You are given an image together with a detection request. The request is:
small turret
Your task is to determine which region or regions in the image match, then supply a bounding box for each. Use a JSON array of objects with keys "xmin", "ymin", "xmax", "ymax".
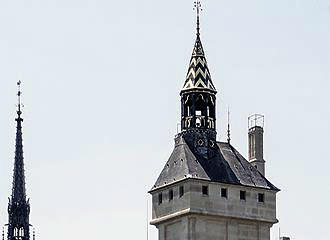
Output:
[{"xmin": 248, "ymin": 114, "xmax": 266, "ymax": 176}]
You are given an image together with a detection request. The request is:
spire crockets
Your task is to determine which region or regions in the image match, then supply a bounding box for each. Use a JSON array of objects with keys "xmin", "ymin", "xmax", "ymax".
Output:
[
  {"xmin": 181, "ymin": 1, "xmax": 217, "ymax": 133},
  {"xmin": 7, "ymin": 81, "xmax": 31, "ymax": 240}
]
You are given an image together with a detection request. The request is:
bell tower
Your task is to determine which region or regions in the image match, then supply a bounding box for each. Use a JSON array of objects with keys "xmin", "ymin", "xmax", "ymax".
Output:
[
  {"xmin": 6, "ymin": 81, "xmax": 34, "ymax": 240},
  {"xmin": 149, "ymin": 2, "xmax": 279, "ymax": 240}
]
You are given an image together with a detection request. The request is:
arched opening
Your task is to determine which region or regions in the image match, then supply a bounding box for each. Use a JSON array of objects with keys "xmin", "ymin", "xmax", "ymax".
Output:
[
  {"xmin": 182, "ymin": 96, "xmax": 194, "ymax": 129},
  {"xmin": 195, "ymin": 95, "xmax": 205, "ymax": 128},
  {"xmin": 184, "ymin": 96, "xmax": 192, "ymax": 117},
  {"xmin": 14, "ymin": 227, "xmax": 19, "ymax": 237},
  {"xmin": 19, "ymin": 227, "xmax": 24, "ymax": 237},
  {"xmin": 208, "ymin": 96, "xmax": 215, "ymax": 119}
]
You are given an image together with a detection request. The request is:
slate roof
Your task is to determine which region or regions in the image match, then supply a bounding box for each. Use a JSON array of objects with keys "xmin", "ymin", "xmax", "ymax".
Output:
[{"xmin": 151, "ymin": 136, "xmax": 279, "ymax": 192}]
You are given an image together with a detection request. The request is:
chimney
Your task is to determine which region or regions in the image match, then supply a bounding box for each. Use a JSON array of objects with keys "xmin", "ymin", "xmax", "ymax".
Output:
[{"xmin": 248, "ymin": 114, "xmax": 265, "ymax": 176}]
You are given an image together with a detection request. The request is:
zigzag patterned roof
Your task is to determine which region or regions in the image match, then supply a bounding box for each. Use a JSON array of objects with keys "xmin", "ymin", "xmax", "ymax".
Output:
[{"xmin": 181, "ymin": 35, "xmax": 216, "ymax": 93}]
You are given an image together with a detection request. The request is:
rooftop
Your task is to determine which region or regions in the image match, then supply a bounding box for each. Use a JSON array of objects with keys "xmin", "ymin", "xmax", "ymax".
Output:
[{"xmin": 151, "ymin": 134, "xmax": 279, "ymax": 192}]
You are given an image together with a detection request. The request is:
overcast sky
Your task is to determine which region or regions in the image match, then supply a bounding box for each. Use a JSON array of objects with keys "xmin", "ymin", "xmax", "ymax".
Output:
[{"xmin": 0, "ymin": 0, "xmax": 329, "ymax": 239}]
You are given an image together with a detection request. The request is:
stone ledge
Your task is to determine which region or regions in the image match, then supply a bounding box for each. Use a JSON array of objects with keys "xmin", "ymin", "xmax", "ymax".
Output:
[{"xmin": 151, "ymin": 208, "xmax": 278, "ymax": 225}]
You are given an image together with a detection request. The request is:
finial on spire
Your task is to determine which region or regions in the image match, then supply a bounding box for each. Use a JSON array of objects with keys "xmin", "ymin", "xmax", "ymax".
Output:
[
  {"xmin": 33, "ymin": 228, "xmax": 36, "ymax": 240},
  {"xmin": 194, "ymin": 0, "xmax": 202, "ymax": 35},
  {"xmin": 227, "ymin": 107, "xmax": 231, "ymax": 144},
  {"xmin": 17, "ymin": 80, "xmax": 22, "ymax": 119}
]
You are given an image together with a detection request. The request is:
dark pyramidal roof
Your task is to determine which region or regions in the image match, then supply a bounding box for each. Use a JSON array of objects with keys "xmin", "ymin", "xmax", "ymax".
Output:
[{"xmin": 151, "ymin": 135, "xmax": 279, "ymax": 192}]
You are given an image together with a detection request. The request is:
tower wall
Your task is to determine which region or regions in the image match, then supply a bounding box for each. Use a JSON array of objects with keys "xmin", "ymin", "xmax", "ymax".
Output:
[
  {"xmin": 151, "ymin": 179, "xmax": 277, "ymax": 240},
  {"xmin": 155, "ymin": 216, "xmax": 272, "ymax": 240}
]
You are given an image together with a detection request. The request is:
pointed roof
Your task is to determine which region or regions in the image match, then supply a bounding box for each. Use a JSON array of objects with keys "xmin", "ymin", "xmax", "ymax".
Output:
[
  {"xmin": 11, "ymin": 81, "xmax": 27, "ymax": 204},
  {"xmin": 181, "ymin": 7, "xmax": 216, "ymax": 94},
  {"xmin": 11, "ymin": 115, "xmax": 27, "ymax": 203},
  {"xmin": 151, "ymin": 135, "xmax": 278, "ymax": 192},
  {"xmin": 181, "ymin": 35, "xmax": 216, "ymax": 94}
]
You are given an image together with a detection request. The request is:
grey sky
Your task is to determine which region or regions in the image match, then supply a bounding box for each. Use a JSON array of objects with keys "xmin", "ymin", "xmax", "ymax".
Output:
[{"xmin": 0, "ymin": 0, "xmax": 329, "ymax": 239}]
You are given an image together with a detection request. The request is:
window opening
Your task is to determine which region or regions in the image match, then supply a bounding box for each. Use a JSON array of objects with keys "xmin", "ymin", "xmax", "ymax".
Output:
[
  {"xmin": 221, "ymin": 188, "xmax": 227, "ymax": 198},
  {"xmin": 258, "ymin": 193, "xmax": 265, "ymax": 203},
  {"xmin": 169, "ymin": 189, "xmax": 174, "ymax": 201},
  {"xmin": 158, "ymin": 193, "xmax": 163, "ymax": 205},
  {"xmin": 202, "ymin": 186, "xmax": 209, "ymax": 195},
  {"xmin": 179, "ymin": 186, "xmax": 184, "ymax": 198},
  {"xmin": 240, "ymin": 190, "xmax": 246, "ymax": 200}
]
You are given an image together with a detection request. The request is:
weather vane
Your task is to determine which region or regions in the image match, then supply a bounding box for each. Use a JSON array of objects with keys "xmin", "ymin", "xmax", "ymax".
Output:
[{"xmin": 193, "ymin": 0, "xmax": 202, "ymax": 35}]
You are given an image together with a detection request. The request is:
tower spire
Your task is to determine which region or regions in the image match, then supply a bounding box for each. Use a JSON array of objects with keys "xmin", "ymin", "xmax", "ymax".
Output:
[
  {"xmin": 181, "ymin": 0, "xmax": 216, "ymax": 93},
  {"xmin": 12, "ymin": 80, "xmax": 26, "ymax": 203},
  {"xmin": 7, "ymin": 81, "xmax": 31, "ymax": 240}
]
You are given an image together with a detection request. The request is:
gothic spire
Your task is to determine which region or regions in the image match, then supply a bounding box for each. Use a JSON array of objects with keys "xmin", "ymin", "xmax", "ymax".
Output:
[
  {"xmin": 181, "ymin": 0, "xmax": 216, "ymax": 94},
  {"xmin": 11, "ymin": 80, "xmax": 26, "ymax": 203},
  {"xmin": 7, "ymin": 81, "xmax": 31, "ymax": 240}
]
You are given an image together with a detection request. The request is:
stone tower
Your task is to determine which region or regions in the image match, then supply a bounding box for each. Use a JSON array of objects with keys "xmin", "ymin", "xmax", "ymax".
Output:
[
  {"xmin": 149, "ymin": 2, "xmax": 279, "ymax": 240},
  {"xmin": 6, "ymin": 82, "xmax": 34, "ymax": 240}
]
